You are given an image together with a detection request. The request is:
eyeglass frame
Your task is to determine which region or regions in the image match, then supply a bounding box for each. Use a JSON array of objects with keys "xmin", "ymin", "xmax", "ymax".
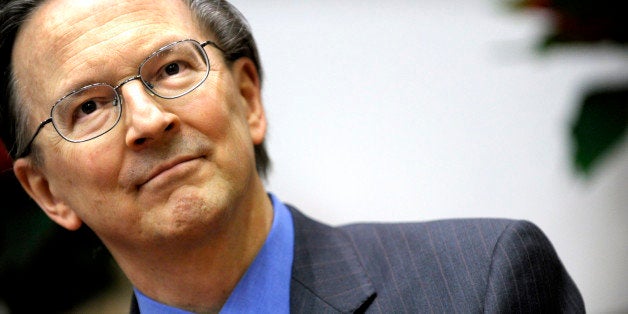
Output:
[{"xmin": 16, "ymin": 38, "xmax": 224, "ymax": 159}]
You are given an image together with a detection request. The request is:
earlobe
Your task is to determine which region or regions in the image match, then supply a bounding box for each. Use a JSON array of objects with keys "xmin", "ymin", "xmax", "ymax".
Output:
[
  {"xmin": 234, "ymin": 58, "xmax": 267, "ymax": 145},
  {"xmin": 13, "ymin": 158, "xmax": 82, "ymax": 231}
]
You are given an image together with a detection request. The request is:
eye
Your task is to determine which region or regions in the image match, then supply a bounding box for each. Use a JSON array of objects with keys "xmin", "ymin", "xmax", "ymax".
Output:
[
  {"xmin": 144, "ymin": 59, "xmax": 194, "ymax": 91},
  {"xmin": 164, "ymin": 62, "xmax": 180, "ymax": 76},
  {"xmin": 71, "ymin": 97, "xmax": 114, "ymax": 122},
  {"xmin": 80, "ymin": 100, "xmax": 98, "ymax": 115},
  {"xmin": 155, "ymin": 61, "xmax": 188, "ymax": 81}
]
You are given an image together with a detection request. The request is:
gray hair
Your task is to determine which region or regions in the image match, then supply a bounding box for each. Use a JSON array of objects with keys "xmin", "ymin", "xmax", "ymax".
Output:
[{"xmin": 0, "ymin": 0, "xmax": 271, "ymax": 177}]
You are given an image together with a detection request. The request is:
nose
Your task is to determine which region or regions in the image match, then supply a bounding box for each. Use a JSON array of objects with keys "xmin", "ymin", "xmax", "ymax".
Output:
[{"xmin": 119, "ymin": 80, "xmax": 180, "ymax": 150}]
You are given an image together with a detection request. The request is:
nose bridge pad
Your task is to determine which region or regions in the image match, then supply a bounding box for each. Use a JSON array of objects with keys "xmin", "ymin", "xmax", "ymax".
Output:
[
  {"xmin": 144, "ymin": 80, "xmax": 156, "ymax": 94},
  {"xmin": 117, "ymin": 75, "xmax": 158, "ymax": 110}
]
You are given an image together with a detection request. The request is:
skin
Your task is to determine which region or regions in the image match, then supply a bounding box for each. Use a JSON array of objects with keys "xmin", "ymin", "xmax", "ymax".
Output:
[{"xmin": 11, "ymin": 0, "xmax": 272, "ymax": 311}]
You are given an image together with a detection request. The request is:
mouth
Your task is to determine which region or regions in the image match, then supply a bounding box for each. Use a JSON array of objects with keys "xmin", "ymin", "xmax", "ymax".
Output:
[{"xmin": 137, "ymin": 155, "xmax": 203, "ymax": 190}]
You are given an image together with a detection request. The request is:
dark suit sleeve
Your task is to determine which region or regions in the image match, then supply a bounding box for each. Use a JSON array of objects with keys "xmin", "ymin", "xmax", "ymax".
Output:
[
  {"xmin": 129, "ymin": 293, "xmax": 139, "ymax": 314},
  {"xmin": 483, "ymin": 220, "xmax": 585, "ymax": 313}
]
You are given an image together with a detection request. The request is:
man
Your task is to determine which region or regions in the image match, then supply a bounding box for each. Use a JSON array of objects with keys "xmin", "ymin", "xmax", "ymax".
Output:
[{"xmin": 0, "ymin": 0, "xmax": 585, "ymax": 312}]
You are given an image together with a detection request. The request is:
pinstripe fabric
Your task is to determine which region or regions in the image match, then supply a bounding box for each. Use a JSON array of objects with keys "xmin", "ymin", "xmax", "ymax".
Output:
[{"xmin": 288, "ymin": 206, "xmax": 585, "ymax": 313}]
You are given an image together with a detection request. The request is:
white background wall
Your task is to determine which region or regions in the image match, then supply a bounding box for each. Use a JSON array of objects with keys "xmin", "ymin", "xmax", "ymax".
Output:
[{"xmin": 230, "ymin": 1, "xmax": 628, "ymax": 312}]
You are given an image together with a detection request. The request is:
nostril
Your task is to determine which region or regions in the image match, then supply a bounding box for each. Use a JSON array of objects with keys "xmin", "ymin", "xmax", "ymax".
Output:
[
  {"xmin": 165, "ymin": 123, "xmax": 174, "ymax": 131},
  {"xmin": 134, "ymin": 138, "xmax": 146, "ymax": 146}
]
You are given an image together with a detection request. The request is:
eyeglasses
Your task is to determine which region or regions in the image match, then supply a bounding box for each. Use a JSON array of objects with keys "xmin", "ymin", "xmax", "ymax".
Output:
[{"xmin": 16, "ymin": 39, "xmax": 223, "ymax": 159}]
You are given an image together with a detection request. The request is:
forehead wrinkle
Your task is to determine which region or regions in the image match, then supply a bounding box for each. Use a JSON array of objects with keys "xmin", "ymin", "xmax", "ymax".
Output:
[
  {"xmin": 54, "ymin": 28, "xmax": 170, "ymax": 95},
  {"xmin": 45, "ymin": 9, "xmax": 189, "ymax": 96}
]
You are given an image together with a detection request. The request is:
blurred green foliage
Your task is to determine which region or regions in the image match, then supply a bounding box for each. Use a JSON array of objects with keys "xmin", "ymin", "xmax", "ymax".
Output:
[{"xmin": 511, "ymin": 0, "xmax": 628, "ymax": 175}]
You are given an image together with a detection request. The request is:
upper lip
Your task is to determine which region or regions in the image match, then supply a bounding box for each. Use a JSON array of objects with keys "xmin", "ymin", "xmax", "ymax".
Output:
[{"xmin": 138, "ymin": 155, "xmax": 199, "ymax": 188}]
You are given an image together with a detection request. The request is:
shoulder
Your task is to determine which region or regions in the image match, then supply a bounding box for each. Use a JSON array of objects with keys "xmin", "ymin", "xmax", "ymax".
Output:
[
  {"xmin": 339, "ymin": 218, "xmax": 519, "ymax": 278},
  {"xmin": 340, "ymin": 219, "xmax": 584, "ymax": 313},
  {"xmin": 341, "ymin": 217, "xmax": 520, "ymax": 249},
  {"xmin": 287, "ymin": 206, "xmax": 584, "ymax": 312},
  {"xmin": 337, "ymin": 219, "xmax": 562, "ymax": 278},
  {"xmin": 340, "ymin": 218, "xmax": 532, "ymax": 268}
]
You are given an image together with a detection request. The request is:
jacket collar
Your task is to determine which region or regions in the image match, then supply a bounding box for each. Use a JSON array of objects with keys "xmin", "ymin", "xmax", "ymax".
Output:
[{"xmin": 288, "ymin": 205, "xmax": 376, "ymax": 312}]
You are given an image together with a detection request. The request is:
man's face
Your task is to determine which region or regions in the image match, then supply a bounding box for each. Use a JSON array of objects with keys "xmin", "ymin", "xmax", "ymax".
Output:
[{"xmin": 12, "ymin": 0, "xmax": 266, "ymax": 252}]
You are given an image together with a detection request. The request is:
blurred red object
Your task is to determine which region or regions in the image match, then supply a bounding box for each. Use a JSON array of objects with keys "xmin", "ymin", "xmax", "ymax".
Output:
[
  {"xmin": 1, "ymin": 139, "xmax": 13, "ymax": 172},
  {"xmin": 515, "ymin": 0, "xmax": 627, "ymax": 45}
]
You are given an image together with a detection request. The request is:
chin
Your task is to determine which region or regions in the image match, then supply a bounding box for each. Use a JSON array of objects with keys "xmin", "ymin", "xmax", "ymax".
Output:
[{"xmin": 159, "ymin": 188, "xmax": 233, "ymax": 236}]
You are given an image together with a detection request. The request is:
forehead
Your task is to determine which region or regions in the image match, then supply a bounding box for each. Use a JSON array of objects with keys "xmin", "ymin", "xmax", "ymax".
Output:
[{"xmin": 12, "ymin": 0, "xmax": 206, "ymax": 107}]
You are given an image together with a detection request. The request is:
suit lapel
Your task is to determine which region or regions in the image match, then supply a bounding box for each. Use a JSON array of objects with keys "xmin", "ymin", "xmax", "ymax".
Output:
[{"xmin": 288, "ymin": 206, "xmax": 376, "ymax": 312}]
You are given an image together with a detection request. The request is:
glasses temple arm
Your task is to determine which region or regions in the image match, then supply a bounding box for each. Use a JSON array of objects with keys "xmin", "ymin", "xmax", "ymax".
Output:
[
  {"xmin": 200, "ymin": 40, "xmax": 225, "ymax": 54},
  {"xmin": 15, "ymin": 117, "xmax": 52, "ymax": 158}
]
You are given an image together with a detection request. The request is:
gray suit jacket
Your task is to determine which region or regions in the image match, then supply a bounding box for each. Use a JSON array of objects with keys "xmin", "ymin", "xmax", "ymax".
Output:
[
  {"xmin": 130, "ymin": 206, "xmax": 585, "ymax": 313},
  {"xmin": 288, "ymin": 205, "xmax": 585, "ymax": 313}
]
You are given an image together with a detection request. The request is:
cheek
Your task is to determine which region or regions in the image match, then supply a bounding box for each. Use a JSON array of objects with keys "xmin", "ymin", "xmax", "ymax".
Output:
[
  {"xmin": 180, "ymin": 86, "xmax": 241, "ymax": 141},
  {"xmin": 49, "ymin": 143, "xmax": 123, "ymax": 190},
  {"xmin": 179, "ymin": 83, "xmax": 256, "ymax": 171}
]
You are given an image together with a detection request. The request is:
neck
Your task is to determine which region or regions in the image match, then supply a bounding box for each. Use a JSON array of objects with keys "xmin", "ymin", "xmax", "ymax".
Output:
[{"xmin": 109, "ymin": 178, "xmax": 274, "ymax": 312}]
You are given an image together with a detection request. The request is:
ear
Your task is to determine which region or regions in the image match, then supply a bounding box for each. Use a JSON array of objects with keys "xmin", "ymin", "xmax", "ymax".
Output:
[
  {"xmin": 13, "ymin": 158, "xmax": 82, "ymax": 231},
  {"xmin": 233, "ymin": 58, "xmax": 267, "ymax": 145}
]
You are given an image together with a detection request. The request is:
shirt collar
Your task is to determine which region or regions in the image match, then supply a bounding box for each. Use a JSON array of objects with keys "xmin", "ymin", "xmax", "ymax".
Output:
[{"xmin": 133, "ymin": 193, "xmax": 294, "ymax": 313}]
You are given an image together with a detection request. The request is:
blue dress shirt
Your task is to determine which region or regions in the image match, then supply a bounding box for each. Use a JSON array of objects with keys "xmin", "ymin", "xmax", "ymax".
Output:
[{"xmin": 134, "ymin": 193, "xmax": 294, "ymax": 313}]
